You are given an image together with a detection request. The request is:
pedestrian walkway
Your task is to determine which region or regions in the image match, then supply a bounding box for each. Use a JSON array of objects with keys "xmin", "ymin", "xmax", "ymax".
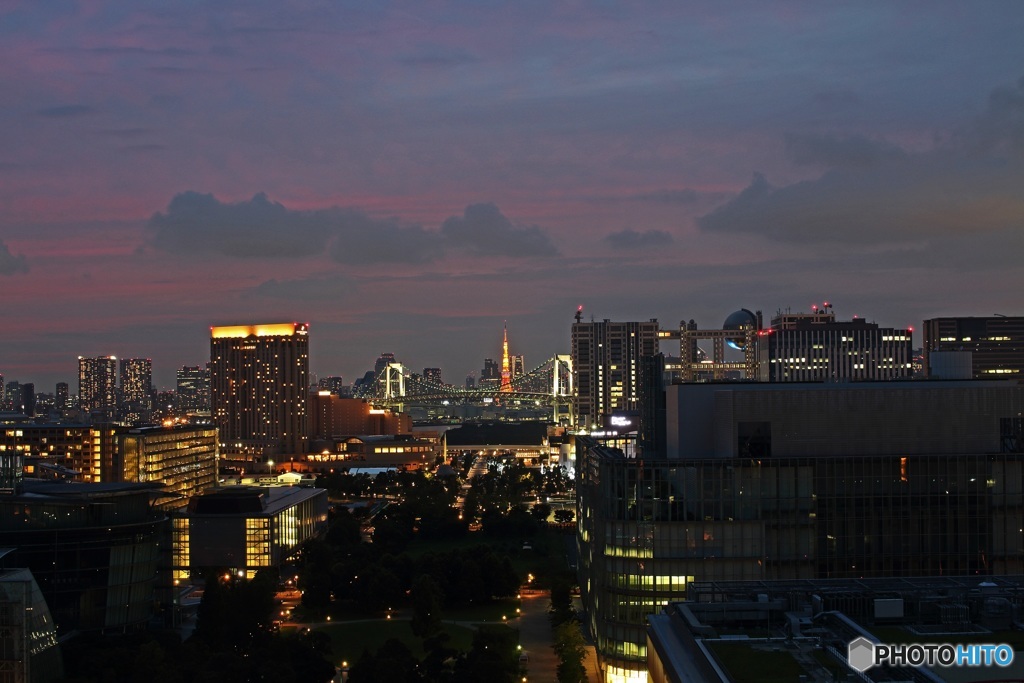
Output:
[{"xmin": 517, "ymin": 589, "xmax": 559, "ymax": 682}]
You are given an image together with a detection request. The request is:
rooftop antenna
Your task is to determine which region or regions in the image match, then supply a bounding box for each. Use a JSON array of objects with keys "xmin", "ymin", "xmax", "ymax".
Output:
[{"xmin": 575, "ymin": 305, "xmax": 583, "ymax": 324}]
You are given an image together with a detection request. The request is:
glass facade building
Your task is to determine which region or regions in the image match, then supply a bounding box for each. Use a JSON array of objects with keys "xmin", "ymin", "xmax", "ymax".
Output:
[
  {"xmin": 0, "ymin": 482, "xmax": 167, "ymax": 634},
  {"xmin": 577, "ymin": 380, "xmax": 1024, "ymax": 683},
  {"xmin": 174, "ymin": 486, "xmax": 328, "ymax": 580}
]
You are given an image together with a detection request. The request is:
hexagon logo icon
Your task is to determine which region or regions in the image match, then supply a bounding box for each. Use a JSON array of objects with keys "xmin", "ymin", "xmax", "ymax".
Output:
[{"xmin": 847, "ymin": 637, "xmax": 875, "ymax": 673}]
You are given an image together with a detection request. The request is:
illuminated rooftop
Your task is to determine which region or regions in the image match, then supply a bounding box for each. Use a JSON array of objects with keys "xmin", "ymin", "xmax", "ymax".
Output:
[{"xmin": 210, "ymin": 323, "xmax": 308, "ymax": 339}]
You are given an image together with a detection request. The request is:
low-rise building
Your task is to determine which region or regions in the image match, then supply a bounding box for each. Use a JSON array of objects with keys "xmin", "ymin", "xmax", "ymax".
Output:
[{"xmin": 173, "ymin": 486, "xmax": 328, "ymax": 581}]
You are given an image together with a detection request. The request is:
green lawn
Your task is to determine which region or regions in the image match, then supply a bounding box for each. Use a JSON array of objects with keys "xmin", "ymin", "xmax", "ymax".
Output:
[
  {"xmin": 445, "ymin": 597, "xmax": 522, "ymax": 623},
  {"xmin": 308, "ymin": 618, "xmax": 478, "ymax": 664},
  {"xmin": 707, "ymin": 642, "xmax": 806, "ymax": 683}
]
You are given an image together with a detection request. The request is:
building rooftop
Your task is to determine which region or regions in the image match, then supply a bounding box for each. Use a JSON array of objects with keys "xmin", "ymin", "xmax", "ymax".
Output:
[{"xmin": 187, "ymin": 485, "xmax": 324, "ymax": 516}]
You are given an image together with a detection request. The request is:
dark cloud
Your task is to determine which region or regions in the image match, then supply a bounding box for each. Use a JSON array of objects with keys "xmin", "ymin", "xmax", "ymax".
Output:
[
  {"xmin": 246, "ymin": 275, "xmax": 357, "ymax": 301},
  {"xmin": 0, "ymin": 239, "xmax": 28, "ymax": 275},
  {"xmin": 440, "ymin": 203, "xmax": 558, "ymax": 257},
  {"xmin": 147, "ymin": 193, "xmax": 552, "ymax": 263},
  {"xmin": 970, "ymin": 75, "xmax": 1024, "ymax": 157},
  {"xmin": 629, "ymin": 189, "xmax": 702, "ymax": 205},
  {"xmin": 328, "ymin": 211, "xmax": 443, "ymax": 265},
  {"xmin": 699, "ymin": 77, "xmax": 1024, "ymax": 244},
  {"xmin": 784, "ymin": 133, "xmax": 907, "ymax": 169},
  {"xmin": 148, "ymin": 191, "xmax": 336, "ymax": 258},
  {"xmin": 604, "ymin": 229, "xmax": 673, "ymax": 249},
  {"xmin": 36, "ymin": 105, "xmax": 93, "ymax": 118}
]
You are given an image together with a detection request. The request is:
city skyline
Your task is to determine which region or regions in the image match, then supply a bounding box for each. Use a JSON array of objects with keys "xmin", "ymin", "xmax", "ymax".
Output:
[{"xmin": 2, "ymin": 2, "xmax": 1024, "ymax": 388}]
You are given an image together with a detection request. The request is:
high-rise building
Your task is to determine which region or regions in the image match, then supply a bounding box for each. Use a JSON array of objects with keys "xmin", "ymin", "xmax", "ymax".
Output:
[
  {"xmin": 120, "ymin": 358, "xmax": 152, "ymax": 407},
  {"xmin": 4, "ymin": 381, "xmax": 19, "ymax": 412},
  {"xmin": 480, "ymin": 358, "xmax": 500, "ymax": 388},
  {"xmin": 210, "ymin": 323, "xmax": 309, "ymax": 460},
  {"xmin": 19, "ymin": 383, "xmax": 35, "ymax": 417},
  {"xmin": 510, "ymin": 355, "xmax": 525, "ymax": 380},
  {"xmin": 758, "ymin": 307, "xmax": 913, "ymax": 382},
  {"xmin": 923, "ymin": 316, "xmax": 1024, "ymax": 379},
  {"xmin": 317, "ymin": 375, "xmax": 346, "ymax": 395},
  {"xmin": 571, "ymin": 316, "xmax": 660, "ymax": 429},
  {"xmin": 55, "ymin": 382, "xmax": 68, "ymax": 411},
  {"xmin": 422, "ymin": 368, "xmax": 442, "ymax": 385},
  {"xmin": 78, "ymin": 356, "xmax": 118, "ymax": 416},
  {"xmin": 176, "ymin": 365, "xmax": 211, "ymax": 413}
]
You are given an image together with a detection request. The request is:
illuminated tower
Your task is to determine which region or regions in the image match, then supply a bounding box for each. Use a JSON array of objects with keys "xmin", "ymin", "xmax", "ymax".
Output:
[
  {"xmin": 500, "ymin": 322, "xmax": 512, "ymax": 392},
  {"xmin": 78, "ymin": 356, "xmax": 118, "ymax": 416},
  {"xmin": 210, "ymin": 323, "xmax": 309, "ymax": 461}
]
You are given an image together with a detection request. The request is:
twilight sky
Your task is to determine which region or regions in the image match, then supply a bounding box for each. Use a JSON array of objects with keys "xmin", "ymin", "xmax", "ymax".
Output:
[{"xmin": 2, "ymin": 1, "xmax": 1024, "ymax": 390}]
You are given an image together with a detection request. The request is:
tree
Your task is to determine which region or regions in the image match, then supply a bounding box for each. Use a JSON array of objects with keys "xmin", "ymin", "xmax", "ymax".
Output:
[
  {"xmin": 553, "ymin": 509, "xmax": 575, "ymax": 524},
  {"xmin": 530, "ymin": 501, "xmax": 552, "ymax": 522},
  {"xmin": 410, "ymin": 574, "xmax": 445, "ymax": 639},
  {"xmin": 552, "ymin": 620, "xmax": 587, "ymax": 683}
]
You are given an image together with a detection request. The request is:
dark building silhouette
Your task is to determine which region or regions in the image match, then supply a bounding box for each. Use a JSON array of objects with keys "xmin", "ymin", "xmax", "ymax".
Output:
[{"xmin": 924, "ymin": 315, "xmax": 1024, "ymax": 379}]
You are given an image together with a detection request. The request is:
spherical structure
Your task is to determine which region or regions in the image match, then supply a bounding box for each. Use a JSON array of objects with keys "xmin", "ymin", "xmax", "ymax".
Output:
[{"xmin": 723, "ymin": 308, "xmax": 757, "ymax": 351}]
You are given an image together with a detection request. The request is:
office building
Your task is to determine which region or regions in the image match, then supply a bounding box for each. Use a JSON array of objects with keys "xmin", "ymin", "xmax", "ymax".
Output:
[
  {"xmin": 176, "ymin": 364, "xmax": 210, "ymax": 413},
  {"xmin": 5, "ymin": 423, "xmax": 217, "ymax": 498},
  {"xmin": 0, "ymin": 479, "xmax": 167, "ymax": 634},
  {"xmin": 210, "ymin": 323, "xmax": 309, "ymax": 461},
  {"xmin": 78, "ymin": 356, "xmax": 118, "ymax": 416},
  {"xmin": 118, "ymin": 424, "xmax": 218, "ymax": 510},
  {"xmin": 577, "ymin": 380, "xmax": 1024, "ymax": 682},
  {"xmin": 317, "ymin": 375, "xmax": 345, "ymax": 395},
  {"xmin": 758, "ymin": 307, "xmax": 913, "ymax": 382},
  {"xmin": 18, "ymin": 383, "xmax": 34, "ymax": 417},
  {"xmin": 55, "ymin": 382, "xmax": 68, "ymax": 411},
  {"xmin": 571, "ymin": 315, "xmax": 660, "ymax": 429},
  {"xmin": 923, "ymin": 315, "xmax": 1024, "ymax": 379},
  {"xmin": 480, "ymin": 358, "xmax": 500, "ymax": 388},
  {"xmin": 173, "ymin": 486, "xmax": 328, "ymax": 581},
  {"xmin": 510, "ymin": 355, "xmax": 525, "ymax": 380},
  {"xmin": 422, "ymin": 368, "xmax": 442, "ymax": 384}
]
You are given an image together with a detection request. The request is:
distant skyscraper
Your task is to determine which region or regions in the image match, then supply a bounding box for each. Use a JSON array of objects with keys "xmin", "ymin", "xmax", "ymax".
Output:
[
  {"xmin": 120, "ymin": 358, "xmax": 153, "ymax": 408},
  {"xmin": 19, "ymin": 383, "xmax": 35, "ymax": 417},
  {"xmin": 510, "ymin": 355, "xmax": 525, "ymax": 380},
  {"xmin": 465, "ymin": 374, "xmax": 476, "ymax": 390},
  {"xmin": 55, "ymin": 382, "xmax": 68, "ymax": 411},
  {"xmin": 571, "ymin": 316, "xmax": 660, "ymax": 428},
  {"xmin": 422, "ymin": 368, "xmax": 442, "ymax": 385},
  {"xmin": 3, "ymin": 381, "xmax": 18, "ymax": 412},
  {"xmin": 318, "ymin": 376, "xmax": 345, "ymax": 395},
  {"xmin": 374, "ymin": 353, "xmax": 396, "ymax": 378},
  {"xmin": 210, "ymin": 323, "xmax": 309, "ymax": 460},
  {"xmin": 176, "ymin": 365, "xmax": 211, "ymax": 412},
  {"xmin": 923, "ymin": 316, "xmax": 1024, "ymax": 379},
  {"xmin": 78, "ymin": 356, "xmax": 118, "ymax": 415},
  {"xmin": 480, "ymin": 358, "xmax": 500, "ymax": 388}
]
